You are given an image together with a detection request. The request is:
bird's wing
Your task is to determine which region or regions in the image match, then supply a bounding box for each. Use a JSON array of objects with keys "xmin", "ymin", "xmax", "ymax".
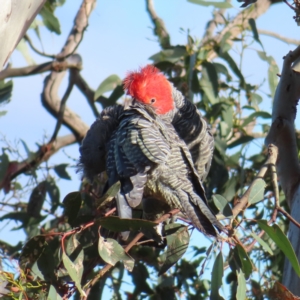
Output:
[{"xmin": 114, "ymin": 108, "xmax": 171, "ymax": 208}]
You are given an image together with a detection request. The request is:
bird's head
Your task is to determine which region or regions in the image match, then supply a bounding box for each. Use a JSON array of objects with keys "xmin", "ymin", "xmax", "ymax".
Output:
[{"xmin": 123, "ymin": 65, "xmax": 174, "ymax": 114}]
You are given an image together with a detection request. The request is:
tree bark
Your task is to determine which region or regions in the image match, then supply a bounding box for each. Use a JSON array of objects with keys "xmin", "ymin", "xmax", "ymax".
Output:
[
  {"xmin": 265, "ymin": 46, "xmax": 300, "ymax": 295},
  {"xmin": 0, "ymin": 0, "xmax": 46, "ymax": 69}
]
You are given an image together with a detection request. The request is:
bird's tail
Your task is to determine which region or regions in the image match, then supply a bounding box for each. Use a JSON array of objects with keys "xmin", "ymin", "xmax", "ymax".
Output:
[{"xmin": 178, "ymin": 190, "xmax": 224, "ymax": 236}]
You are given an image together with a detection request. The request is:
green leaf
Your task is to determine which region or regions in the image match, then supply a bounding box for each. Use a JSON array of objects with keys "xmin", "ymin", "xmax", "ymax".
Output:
[
  {"xmin": 250, "ymin": 93, "xmax": 263, "ymax": 108},
  {"xmin": 63, "ymin": 192, "xmax": 82, "ymax": 226},
  {"xmin": 221, "ymin": 103, "xmax": 233, "ymax": 137},
  {"xmin": 0, "ymin": 111, "xmax": 7, "ymax": 117},
  {"xmin": 249, "ymin": 232, "xmax": 273, "ymax": 255},
  {"xmin": 19, "ymin": 235, "xmax": 46, "ymax": 271},
  {"xmin": 27, "ymin": 181, "xmax": 47, "ymax": 218},
  {"xmin": 210, "ymin": 251, "xmax": 224, "ymax": 300},
  {"xmin": 62, "ymin": 252, "xmax": 86, "ymax": 297},
  {"xmin": 95, "ymin": 181, "xmax": 120, "ymax": 209},
  {"xmin": 94, "ymin": 75, "xmax": 122, "ymax": 100},
  {"xmin": 149, "ymin": 46, "xmax": 187, "ymax": 63},
  {"xmin": 236, "ymin": 269, "xmax": 246, "ymax": 299},
  {"xmin": 214, "ymin": 62, "xmax": 232, "ymax": 81},
  {"xmin": 31, "ymin": 242, "xmax": 56, "ymax": 281},
  {"xmin": 16, "ymin": 39, "xmax": 35, "ymax": 65},
  {"xmin": 0, "ymin": 211, "xmax": 30, "ymax": 224},
  {"xmin": 256, "ymin": 52, "xmax": 279, "ymax": 98},
  {"xmin": 243, "ymin": 111, "xmax": 271, "ymax": 127},
  {"xmin": 268, "ymin": 58, "xmax": 279, "ymax": 98},
  {"xmin": 20, "ymin": 139, "xmax": 32, "ymax": 157},
  {"xmin": 248, "ymin": 19, "xmax": 263, "ymax": 49},
  {"xmin": 257, "ymin": 220, "xmax": 300, "ymax": 276},
  {"xmin": 216, "ymin": 50, "xmax": 245, "ymax": 87},
  {"xmin": 48, "ymin": 285, "xmax": 63, "ymax": 300},
  {"xmin": 200, "ymin": 62, "xmax": 219, "ymax": 104},
  {"xmin": 107, "ymin": 85, "xmax": 124, "ymax": 106},
  {"xmin": 188, "ymin": 0, "xmax": 232, "ymax": 8},
  {"xmin": 0, "ymin": 150, "xmax": 9, "ymax": 183},
  {"xmin": 46, "ymin": 177, "xmax": 60, "ymax": 214},
  {"xmin": 54, "ymin": 164, "xmax": 71, "ymax": 180},
  {"xmin": 96, "ymin": 216, "xmax": 156, "ymax": 232},
  {"xmin": 213, "ymin": 194, "xmax": 232, "ymax": 219},
  {"xmin": 159, "ymin": 224, "xmax": 189, "ymax": 275},
  {"xmin": 227, "ymin": 136, "xmax": 254, "ymax": 149},
  {"xmin": 98, "ymin": 236, "xmax": 134, "ymax": 271},
  {"xmin": 0, "ymin": 80, "xmax": 13, "ymax": 105},
  {"xmin": 39, "ymin": 6, "xmax": 61, "ymax": 34},
  {"xmin": 236, "ymin": 244, "xmax": 253, "ymax": 279},
  {"xmin": 248, "ymin": 179, "xmax": 266, "ymax": 205}
]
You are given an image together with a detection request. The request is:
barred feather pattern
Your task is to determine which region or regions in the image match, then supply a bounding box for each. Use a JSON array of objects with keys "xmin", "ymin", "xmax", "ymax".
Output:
[
  {"xmin": 172, "ymin": 87, "xmax": 214, "ymax": 181},
  {"xmin": 107, "ymin": 103, "xmax": 223, "ymax": 236}
]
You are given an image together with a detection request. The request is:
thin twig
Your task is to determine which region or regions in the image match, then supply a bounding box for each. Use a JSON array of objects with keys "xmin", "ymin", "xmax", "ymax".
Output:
[
  {"xmin": 72, "ymin": 70, "xmax": 100, "ymax": 117},
  {"xmin": 231, "ymin": 147, "xmax": 272, "ymax": 218},
  {"xmin": 277, "ymin": 207, "xmax": 300, "ymax": 228},
  {"xmin": 24, "ymin": 34, "xmax": 56, "ymax": 59},
  {"xmin": 83, "ymin": 209, "xmax": 180, "ymax": 293}
]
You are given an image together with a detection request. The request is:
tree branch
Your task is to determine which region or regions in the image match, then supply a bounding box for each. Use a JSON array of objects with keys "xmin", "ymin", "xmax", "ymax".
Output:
[
  {"xmin": 232, "ymin": 144, "xmax": 277, "ymax": 218},
  {"xmin": 56, "ymin": 0, "xmax": 96, "ymax": 60},
  {"xmin": 204, "ymin": 0, "xmax": 275, "ymax": 61},
  {"xmin": 0, "ymin": 134, "xmax": 77, "ymax": 193},
  {"xmin": 258, "ymin": 29, "xmax": 300, "ymax": 45},
  {"xmin": 145, "ymin": 0, "xmax": 171, "ymax": 49},
  {"xmin": 41, "ymin": 0, "xmax": 96, "ymax": 140},
  {"xmin": 0, "ymin": 59, "xmax": 81, "ymax": 81},
  {"xmin": 83, "ymin": 209, "xmax": 180, "ymax": 293},
  {"xmin": 72, "ymin": 70, "xmax": 100, "ymax": 118},
  {"xmin": 265, "ymin": 46, "xmax": 300, "ymax": 206}
]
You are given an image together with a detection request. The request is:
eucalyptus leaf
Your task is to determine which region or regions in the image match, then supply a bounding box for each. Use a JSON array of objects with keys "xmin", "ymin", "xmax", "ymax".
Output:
[
  {"xmin": 94, "ymin": 75, "xmax": 122, "ymax": 100},
  {"xmin": 98, "ymin": 236, "xmax": 134, "ymax": 271},
  {"xmin": 54, "ymin": 164, "xmax": 71, "ymax": 180},
  {"xmin": 62, "ymin": 252, "xmax": 86, "ymax": 297},
  {"xmin": 0, "ymin": 80, "xmax": 13, "ymax": 105},
  {"xmin": 210, "ymin": 251, "xmax": 224, "ymax": 300},
  {"xmin": 188, "ymin": 0, "xmax": 232, "ymax": 8},
  {"xmin": 159, "ymin": 224, "xmax": 189, "ymax": 275},
  {"xmin": 257, "ymin": 220, "xmax": 300, "ymax": 276},
  {"xmin": 39, "ymin": 6, "xmax": 61, "ymax": 34},
  {"xmin": 96, "ymin": 216, "xmax": 156, "ymax": 232},
  {"xmin": 249, "ymin": 232, "xmax": 273, "ymax": 255},
  {"xmin": 236, "ymin": 269, "xmax": 246, "ymax": 300},
  {"xmin": 248, "ymin": 179, "xmax": 265, "ymax": 205}
]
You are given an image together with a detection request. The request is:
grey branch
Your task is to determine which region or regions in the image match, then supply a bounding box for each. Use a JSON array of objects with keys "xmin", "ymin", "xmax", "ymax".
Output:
[
  {"xmin": 205, "ymin": 0, "xmax": 275, "ymax": 61},
  {"xmin": 145, "ymin": 0, "xmax": 171, "ymax": 49},
  {"xmin": 41, "ymin": 0, "xmax": 96, "ymax": 140},
  {"xmin": 231, "ymin": 143, "xmax": 276, "ymax": 218},
  {"xmin": 7, "ymin": 134, "xmax": 77, "ymax": 182},
  {"xmin": 0, "ymin": 59, "xmax": 82, "ymax": 81},
  {"xmin": 265, "ymin": 46, "xmax": 300, "ymax": 206},
  {"xmin": 258, "ymin": 29, "xmax": 300, "ymax": 45},
  {"xmin": 72, "ymin": 70, "xmax": 100, "ymax": 118}
]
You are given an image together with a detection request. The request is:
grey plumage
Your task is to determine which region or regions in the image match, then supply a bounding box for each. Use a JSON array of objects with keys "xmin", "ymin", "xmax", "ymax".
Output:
[
  {"xmin": 106, "ymin": 103, "xmax": 223, "ymax": 236},
  {"xmin": 78, "ymin": 86, "xmax": 220, "ymax": 236},
  {"xmin": 172, "ymin": 87, "xmax": 214, "ymax": 181}
]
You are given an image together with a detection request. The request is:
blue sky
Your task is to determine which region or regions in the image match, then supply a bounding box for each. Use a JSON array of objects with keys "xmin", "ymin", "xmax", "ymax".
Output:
[{"xmin": 0, "ymin": 0, "xmax": 299, "ymax": 297}]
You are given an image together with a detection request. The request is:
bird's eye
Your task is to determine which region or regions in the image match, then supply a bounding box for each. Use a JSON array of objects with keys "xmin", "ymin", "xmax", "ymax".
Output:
[{"xmin": 150, "ymin": 98, "xmax": 156, "ymax": 103}]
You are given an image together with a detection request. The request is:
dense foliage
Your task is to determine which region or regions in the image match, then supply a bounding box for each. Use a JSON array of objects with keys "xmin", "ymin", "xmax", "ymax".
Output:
[{"xmin": 0, "ymin": 0, "xmax": 299, "ymax": 299}]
